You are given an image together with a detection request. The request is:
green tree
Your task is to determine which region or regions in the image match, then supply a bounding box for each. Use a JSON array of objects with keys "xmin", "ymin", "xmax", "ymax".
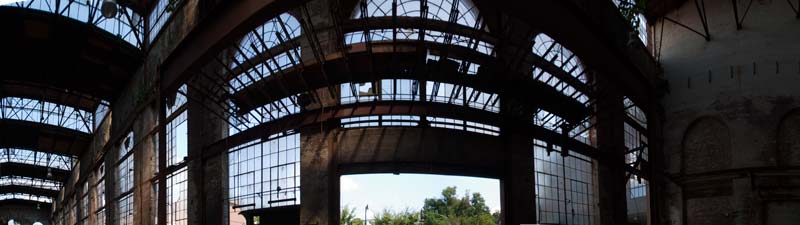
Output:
[
  {"xmin": 372, "ymin": 208, "xmax": 419, "ymax": 225},
  {"xmin": 341, "ymin": 206, "xmax": 365, "ymax": 225},
  {"xmin": 421, "ymin": 186, "xmax": 498, "ymax": 225}
]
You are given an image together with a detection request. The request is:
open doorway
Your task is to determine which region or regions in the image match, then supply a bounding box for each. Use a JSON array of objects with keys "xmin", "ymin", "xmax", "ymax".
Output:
[{"xmin": 340, "ymin": 173, "xmax": 501, "ymax": 225}]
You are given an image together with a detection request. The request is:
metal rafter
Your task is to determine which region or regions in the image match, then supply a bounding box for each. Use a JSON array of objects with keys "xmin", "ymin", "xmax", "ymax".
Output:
[
  {"xmin": 730, "ymin": 0, "xmax": 754, "ymax": 30},
  {"xmin": 662, "ymin": 0, "xmax": 710, "ymax": 41}
]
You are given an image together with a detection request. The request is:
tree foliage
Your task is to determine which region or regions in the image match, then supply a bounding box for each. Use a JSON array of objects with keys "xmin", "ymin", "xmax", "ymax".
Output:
[
  {"xmin": 341, "ymin": 205, "xmax": 365, "ymax": 225},
  {"xmin": 421, "ymin": 187, "xmax": 497, "ymax": 225},
  {"xmin": 341, "ymin": 186, "xmax": 499, "ymax": 225}
]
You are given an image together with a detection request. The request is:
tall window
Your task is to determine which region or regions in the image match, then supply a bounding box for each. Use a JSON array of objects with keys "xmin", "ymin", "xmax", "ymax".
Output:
[
  {"xmin": 534, "ymin": 139, "xmax": 595, "ymax": 225},
  {"xmin": 79, "ymin": 181, "xmax": 89, "ymax": 225},
  {"xmin": 228, "ymin": 133, "xmax": 301, "ymax": 211},
  {"xmin": 148, "ymin": 0, "xmax": 183, "ymax": 43},
  {"xmin": 623, "ymin": 97, "xmax": 648, "ymax": 224},
  {"xmin": 116, "ymin": 132, "xmax": 135, "ymax": 225},
  {"xmin": 94, "ymin": 163, "xmax": 106, "ymax": 225},
  {"xmin": 163, "ymin": 86, "xmax": 189, "ymax": 225},
  {"xmin": 166, "ymin": 168, "xmax": 188, "ymax": 225}
]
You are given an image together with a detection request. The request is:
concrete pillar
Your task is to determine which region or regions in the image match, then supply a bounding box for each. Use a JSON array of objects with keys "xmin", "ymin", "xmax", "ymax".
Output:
[
  {"xmin": 594, "ymin": 79, "xmax": 628, "ymax": 225},
  {"xmin": 157, "ymin": 95, "xmax": 168, "ymax": 225},
  {"xmin": 187, "ymin": 79, "xmax": 230, "ymax": 225},
  {"xmin": 299, "ymin": 128, "xmax": 338, "ymax": 225},
  {"xmin": 105, "ymin": 128, "xmax": 119, "ymax": 225},
  {"xmin": 647, "ymin": 101, "xmax": 665, "ymax": 225},
  {"xmin": 501, "ymin": 130, "xmax": 537, "ymax": 224},
  {"xmin": 134, "ymin": 104, "xmax": 158, "ymax": 225}
]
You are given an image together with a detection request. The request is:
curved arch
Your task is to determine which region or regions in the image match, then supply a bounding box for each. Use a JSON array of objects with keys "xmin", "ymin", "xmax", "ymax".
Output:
[
  {"xmin": 531, "ymin": 33, "xmax": 589, "ymax": 104},
  {"xmin": 352, "ymin": 0, "xmax": 481, "ymax": 28},
  {"xmin": 0, "ymin": 193, "xmax": 52, "ymax": 204},
  {"xmin": 226, "ymin": 13, "xmax": 302, "ymax": 92},
  {"xmin": 4, "ymin": 0, "xmax": 144, "ymax": 47},
  {"xmin": 681, "ymin": 117, "xmax": 732, "ymax": 174},
  {"xmin": 0, "ymin": 97, "xmax": 94, "ymax": 134},
  {"xmin": 533, "ymin": 33, "xmax": 584, "ymax": 71},
  {"xmin": 0, "ymin": 148, "xmax": 76, "ymax": 171},
  {"xmin": 777, "ymin": 108, "xmax": 800, "ymax": 166},
  {"xmin": 0, "ymin": 120, "xmax": 92, "ymax": 156},
  {"xmin": 347, "ymin": 0, "xmax": 494, "ymax": 55}
]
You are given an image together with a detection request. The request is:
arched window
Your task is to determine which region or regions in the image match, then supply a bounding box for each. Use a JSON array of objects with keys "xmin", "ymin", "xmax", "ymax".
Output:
[
  {"xmin": 9, "ymin": 0, "xmax": 144, "ymax": 47},
  {"xmin": 34, "ymin": 222, "xmax": 44, "ymax": 225},
  {"xmin": 347, "ymin": 0, "xmax": 494, "ymax": 55},
  {"xmin": 532, "ymin": 33, "xmax": 585, "ymax": 78},
  {"xmin": 531, "ymin": 33, "xmax": 589, "ymax": 104},
  {"xmin": 227, "ymin": 13, "xmax": 302, "ymax": 92},
  {"xmin": 352, "ymin": 0, "xmax": 480, "ymax": 28}
]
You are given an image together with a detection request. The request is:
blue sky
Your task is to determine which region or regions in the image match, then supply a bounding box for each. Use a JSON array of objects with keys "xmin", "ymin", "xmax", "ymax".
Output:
[{"xmin": 340, "ymin": 173, "xmax": 501, "ymax": 219}]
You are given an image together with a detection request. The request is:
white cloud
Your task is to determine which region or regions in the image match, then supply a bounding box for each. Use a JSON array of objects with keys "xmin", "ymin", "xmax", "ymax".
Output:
[
  {"xmin": 491, "ymin": 205, "xmax": 501, "ymax": 213},
  {"xmin": 340, "ymin": 176, "xmax": 360, "ymax": 192}
]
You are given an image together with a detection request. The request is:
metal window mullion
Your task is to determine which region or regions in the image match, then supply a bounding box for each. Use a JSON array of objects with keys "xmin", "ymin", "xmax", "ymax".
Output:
[
  {"xmin": 231, "ymin": 45, "xmax": 288, "ymax": 118},
  {"xmin": 251, "ymin": 33, "xmax": 302, "ymax": 108}
]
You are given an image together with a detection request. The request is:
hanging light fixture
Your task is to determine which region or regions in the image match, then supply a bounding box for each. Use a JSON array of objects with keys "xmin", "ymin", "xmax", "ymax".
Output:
[
  {"xmin": 101, "ymin": 0, "xmax": 118, "ymax": 19},
  {"xmin": 47, "ymin": 167, "xmax": 53, "ymax": 179}
]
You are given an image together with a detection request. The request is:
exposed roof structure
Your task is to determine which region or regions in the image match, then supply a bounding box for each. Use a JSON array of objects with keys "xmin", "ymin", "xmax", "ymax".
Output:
[
  {"xmin": 1, "ymin": 0, "xmax": 666, "ymax": 224},
  {"xmin": 0, "ymin": 0, "xmax": 141, "ymax": 206}
]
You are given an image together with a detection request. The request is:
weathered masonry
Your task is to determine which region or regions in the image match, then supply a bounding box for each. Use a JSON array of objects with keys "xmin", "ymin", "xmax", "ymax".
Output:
[{"xmin": 1, "ymin": 0, "xmax": 798, "ymax": 225}]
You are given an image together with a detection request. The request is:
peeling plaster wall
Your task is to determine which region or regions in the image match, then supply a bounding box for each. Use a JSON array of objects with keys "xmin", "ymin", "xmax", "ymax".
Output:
[{"xmin": 656, "ymin": 0, "xmax": 800, "ymax": 224}]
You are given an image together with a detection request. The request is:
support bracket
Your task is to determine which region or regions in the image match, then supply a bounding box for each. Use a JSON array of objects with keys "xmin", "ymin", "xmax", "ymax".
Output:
[
  {"xmin": 788, "ymin": 0, "xmax": 800, "ymax": 18},
  {"xmin": 661, "ymin": 0, "xmax": 711, "ymax": 41},
  {"xmin": 731, "ymin": 0, "xmax": 754, "ymax": 30}
]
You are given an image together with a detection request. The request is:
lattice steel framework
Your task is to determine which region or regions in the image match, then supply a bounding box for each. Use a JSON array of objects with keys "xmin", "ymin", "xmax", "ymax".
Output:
[
  {"xmin": 6, "ymin": 0, "xmax": 144, "ymax": 47},
  {"xmin": 1, "ymin": 97, "xmax": 95, "ymax": 133},
  {"xmin": 623, "ymin": 97, "xmax": 649, "ymax": 225},
  {"xmin": 142, "ymin": 1, "xmax": 664, "ymax": 224},
  {"xmin": 534, "ymin": 139, "xmax": 595, "ymax": 225},
  {"xmin": 0, "ymin": 148, "xmax": 76, "ymax": 171},
  {"xmin": 0, "ymin": 176, "xmax": 62, "ymax": 190},
  {"xmin": 228, "ymin": 132, "xmax": 301, "ymax": 211},
  {"xmin": 0, "ymin": 193, "xmax": 53, "ymax": 203}
]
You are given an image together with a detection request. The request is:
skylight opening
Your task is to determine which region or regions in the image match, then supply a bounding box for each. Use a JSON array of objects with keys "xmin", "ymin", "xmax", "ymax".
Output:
[
  {"xmin": 8, "ymin": 0, "xmax": 144, "ymax": 47},
  {"xmin": 347, "ymin": 0, "xmax": 494, "ymax": 55},
  {"xmin": 0, "ymin": 97, "xmax": 95, "ymax": 133},
  {"xmin": 0, "ymin": 148, "xmax": 76, "ymax": 170},
  {"xmin": 227, "ymin": 13, "xmax": 302, "ymax": 92}
]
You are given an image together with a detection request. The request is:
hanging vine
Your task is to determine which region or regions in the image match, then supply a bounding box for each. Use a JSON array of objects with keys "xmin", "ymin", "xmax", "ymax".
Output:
[{"xmin": 617, "ymin": 0, "xmax": 648, "ymax": 33}]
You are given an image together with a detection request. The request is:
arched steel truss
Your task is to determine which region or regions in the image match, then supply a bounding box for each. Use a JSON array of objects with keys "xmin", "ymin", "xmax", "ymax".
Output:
[{"xmin": 4, "ymin": 0, "xmax": 144, "ymax": 47}]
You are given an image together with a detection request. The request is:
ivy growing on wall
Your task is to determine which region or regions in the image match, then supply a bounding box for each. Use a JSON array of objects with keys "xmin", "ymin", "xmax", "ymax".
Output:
[{"xmin": 617, "ymin": 0, "xmax": 648, "ymax": 33}]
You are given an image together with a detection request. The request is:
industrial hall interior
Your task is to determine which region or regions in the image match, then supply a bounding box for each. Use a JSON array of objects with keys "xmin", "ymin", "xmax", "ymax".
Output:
[{"xmin": 0, "ymin": 0, "xmax": 798, "ymax": 224}]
